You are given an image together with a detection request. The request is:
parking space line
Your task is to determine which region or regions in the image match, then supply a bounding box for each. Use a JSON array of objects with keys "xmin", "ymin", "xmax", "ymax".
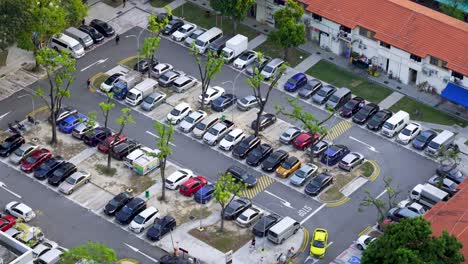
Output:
[{"xmin": 242, "ymin": 175, "xmax": 275, "ymax": 199}]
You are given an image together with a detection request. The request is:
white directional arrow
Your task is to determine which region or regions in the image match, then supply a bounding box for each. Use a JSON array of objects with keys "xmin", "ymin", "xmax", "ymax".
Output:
[
  {"xmin": 80, "ymin": 58, "xmax": 109, "ymax": 72},
  {"xmin": 0, "ymin": 182, "xmax": 22, "ymax": 199},
  {"xmin": 124, "ymin": 243, "xmax": 159, "ymax": 263},
  {"xmin": 349, "ymin": 136, "xmax": 379, "ymax": 153},
  {"xmin": 0, "ymin": 111, "xmax": 11, "ymax": 120},
  {"xmin": 264, "ymin": 190, "xmax": 294, "ymax": 209}
]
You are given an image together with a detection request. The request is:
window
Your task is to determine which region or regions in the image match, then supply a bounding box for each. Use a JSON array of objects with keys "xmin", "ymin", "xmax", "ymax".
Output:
[
  {"xmin": 429, "ymin": 56, "xmax": 448, "ymax": 69},
  {"xmin": 340, "ymin": 26, "xmax": 351, "ymax": 33},
  {"xmin": 274, "ymin": 0, "xmax": 286, "ymax": 5},
  {"xmin": 359, "ymin": 27, "xmax": 375, "ymax": 40},
  {"xmin": 312, "ymin": 13, "xmax": 322, "ymax": 21},
  {"xmin": 452, "ymin": 71, "xmax": 464, "ymax": 79},
  {"xmin": 380, "ymin": 41, "xmax": 391, "ymax": 49},
  {"xmin": 410, "ymin": 54, "xmax": 422, "ymax": 62}
]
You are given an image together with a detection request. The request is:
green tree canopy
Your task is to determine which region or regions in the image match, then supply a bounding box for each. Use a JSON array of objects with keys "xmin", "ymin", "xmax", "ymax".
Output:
[
  {"xmin": 59, "ymin": 242, "xmax": 117, "ymax": 264},
  {"xmin": 210, "ymin": 0, "xmax": 255, "ymax": 33},
  {"xmin": 213, "ymin": 172, "xmax": 245, "ymax": 232}
]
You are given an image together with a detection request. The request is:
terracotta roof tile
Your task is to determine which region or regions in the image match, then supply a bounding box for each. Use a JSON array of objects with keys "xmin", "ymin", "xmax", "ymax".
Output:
[{"xmin": 300, "ymin": 0, "xmax": 468, "ymax": 75}]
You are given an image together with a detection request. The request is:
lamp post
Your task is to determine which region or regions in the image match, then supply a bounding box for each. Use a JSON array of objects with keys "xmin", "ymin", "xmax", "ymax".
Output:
[
  {"xmin": 18, "ymin": 94, "xmax": 36, "ymax": 140},
  {"xmin": 197, "ymin": 184, "xmax": 205, "ymax": 232},
  {"xmin": 125, "ymin": 28, "xmax": 145, "ymax": 63}
]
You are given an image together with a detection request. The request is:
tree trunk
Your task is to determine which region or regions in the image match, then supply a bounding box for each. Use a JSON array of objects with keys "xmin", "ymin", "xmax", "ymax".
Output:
[
  {"xmin": 254, "ymin": 104, "xmax": 265, "ymax": 137},
  {"xmin": 104, "ymin": 111, "xmax": 109, "ymax": 129},
  {"xmin": 148, "ymin": 54, "xmax": 153, "ymax": 79},
  {"xmin": 284, "ymin": 48, "xmax": 290, "ymax": 62},
  {"xmin": 50, "ymin": 117, "xmax": 58, "ymax": 145},
  {"xmin": 233, "ymin": 19, "xmax": 238, "ymax": 34},
  {"xmin": 160, "ymin": 158, "xmax": 166, "ymax": 201},
  {"xmin": 220, "ymin": 207, "xmax": 225, "ymax": 232},
  {"xmin": 200, "ymin": 83, "xmax": 208, "ymax": 111}
]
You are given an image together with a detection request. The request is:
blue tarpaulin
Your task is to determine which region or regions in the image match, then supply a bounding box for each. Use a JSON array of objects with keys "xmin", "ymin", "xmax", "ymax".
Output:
[{"xmin": 441, "ymin": 83, "xmax": 468, "ymax": 108}]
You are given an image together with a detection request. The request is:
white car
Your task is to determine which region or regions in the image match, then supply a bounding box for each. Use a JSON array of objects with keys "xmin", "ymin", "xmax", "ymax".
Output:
[
  {"xmin": 219, "ymin": 128, "xmax": 245, "ymax": 151},
  {"xmin": 233, "ymin": 50, "xmax": 258, "ymax": 69},
  {"xmin": 397, "ymin": 122, "xmax": 421, "ymax": 145},
  {"xmin": 167, "ymin": 103, "xmax": 192, "ymax": 125},
  {"xmin": 33, "ymin": 239, "xmax": 58, "ymax": 260},
  {"xmin": 165, "ymin": 169, "xmax": 194, "ymax": 190},
  {"xmin": 129, "ymin": 207, "xmax": 160, "ymax": 233},
  {"xmin": 100, "ymin": 72, "xmax": 124, "ymax": 92},
  {"xmin": 338, "ymin": 152, "xmax": 365, "ymax": 171},
  {"xmin": 198, "ymin": 86, "xmax": 225, "ymax": 105},
  {"xmin": 397, "ymin": 199, "xmax": 427, "ymax": 215},
  {"xmin": 172, "ymin": 75, "xmax": 197, "ymax": 93},
  {"xmin": 235, "ymin": 207, "xmax": 263, "ymax": 227},
  {"xmin": 150, "ymin": 63, "xmax": 174, "ymax": 78},
  {"xmin": 5, "ymin": 201, "xmax": 36, "ymax": 222},
  {"xmin": 171, "ymin": 23, "xmax": 197, "ymax": 41},
  {"xmin": 356, "ymin": 235, "xmax": 377, "ymax": 250},
  {"xmin": 179, "ymin": 110, "xmax": 207, "ymax": 133}
]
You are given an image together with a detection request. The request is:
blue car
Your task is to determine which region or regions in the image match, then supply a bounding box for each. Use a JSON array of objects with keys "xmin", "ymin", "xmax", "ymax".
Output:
[
  {"xmin": 58, "ymin": 113, "xmax": 87, "ymax": 133},
  {"xmin": 321, "ymin": 145, "xmax": 350, "ymax": 166},
  {"xmin": 194, "ymin": 184, "xmax": 215, "ymax": 204},
  {"xmin": 284, "ymin": 73, "xmax": 307, "ymax": 92},
  {"xmin": 211, "ymin": 94, "xmax": 237, "ymax": 112}
]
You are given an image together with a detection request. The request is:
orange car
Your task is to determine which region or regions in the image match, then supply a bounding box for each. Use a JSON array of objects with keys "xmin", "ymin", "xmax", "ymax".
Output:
[{"xmin": 276, "ymin": 156, "xmax": 302, "ymax": 178}]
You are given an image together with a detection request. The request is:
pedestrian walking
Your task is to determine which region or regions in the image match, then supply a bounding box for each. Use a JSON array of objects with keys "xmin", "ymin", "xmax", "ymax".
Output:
[
  {"xmin": 122, "ymin": 0, "xmax": 126, "ymax": 7},
  {"xmin": 81, "ymin": 18, "xmax": 85, "ymax": 25},
  {"xmin": 86, "ymin": 79, "xmax": 91, "ymax": 89},
  {"xmin": 250, "ymin": 237, "xmax": 256, "ymax": 249},
  {"xmin": 115, "ymin": 34, "xmax": 120, "ymax": 45}
]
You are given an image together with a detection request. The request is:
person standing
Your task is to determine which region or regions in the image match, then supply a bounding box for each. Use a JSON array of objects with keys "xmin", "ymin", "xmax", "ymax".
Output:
[
  {"xmin": 250, "ymin": 237, "xmax": 256, "ymax": 249},
  {"xmin": 115, "ymin": 34, "xmax": 120, "ymax": 45},
  {"xmin": 122, "ymin": 0, "xmax": 126, "ymax": 7}
]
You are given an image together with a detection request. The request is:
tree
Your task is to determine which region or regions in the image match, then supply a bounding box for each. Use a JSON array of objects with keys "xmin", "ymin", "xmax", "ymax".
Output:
[
  {"xmin": 99, "ymin": 92, "xmax": 115, "ymax": 129},
  {"xmin": 107, "ymin": 108, "xmax": 135, "ymax": 171},
  {"xmin": 0, "ymin": 0, "xmax": 31, "ymax": 52},
  {"xmin": 153, "ymin": 122, "xmax": 175, "ymax": 202},
  {"xmin": 60, "ymin": 242, "xmax": 117, "ymax": 264},
  {"xmin": 246, "ymin": 54, "xmax": 286, "ymax": 137},
  {"xmin": 213, "ymin": 172, "xmax": 246, "ymax": 232},
  {"xmin": 268, "ymin": 0, "xmax": 306, "ymax": 61},
  {"xmin": 362, "ymin": 217, "xmax": 464, "ymax": 264},
  {"xmin": 140, "ymin": 37, "xmax": 161, "ymax": 78},
  {"xmin": 358, "ymin": 176, "xmax": 400, "ymax": 222},
  {"xmin": 440, "ymin": 0, "xmax": 467, "ymax": 21},
  {"xmin": 210, "ymin": 0, "xmax": 255, "ymax": 33},
  {"xmin": 62, "ymin": 0, "xmax": 88, "ymax": 26},
  {"xmin": 189, "ymin": 47, "xmax": 224, "ymax": 110},
  {"xmin": 35, "ymin": 48, "xmax": 76, "ymax": 145}
]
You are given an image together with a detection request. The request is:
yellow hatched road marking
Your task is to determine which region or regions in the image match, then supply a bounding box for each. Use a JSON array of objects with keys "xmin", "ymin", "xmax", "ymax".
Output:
[
  {"xmin": 325, "ymin": 120, "xmax": 353, "ymax": 140},
  {"xmin": 242, "ymin": 176, "xmax": 275, "ymax": 199}
]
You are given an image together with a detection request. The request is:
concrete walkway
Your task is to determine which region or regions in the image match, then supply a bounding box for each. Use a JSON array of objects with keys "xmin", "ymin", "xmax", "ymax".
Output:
[
  {"xmin": 293, "ymin": 53, "xmax": 322, "ymax": 73},
  {"xmin": 378, "ymin": 91, "xmax": 404, "ymax": 109},
  {"xmin": 0, "ymin": 45, "xmax": 34, "ymax": 77},
  {"xmin": 248, "ymin": 34, "xmax": 267, "ymax": 50}
]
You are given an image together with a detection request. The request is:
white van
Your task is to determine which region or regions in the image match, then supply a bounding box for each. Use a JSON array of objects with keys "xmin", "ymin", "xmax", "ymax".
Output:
[
  {"xmin": 194, "ymin": 27, "xmax": 223, "ymax": 53},
  {"xmin": 64, "ymin": 27, "xmax": 94, "ymax": 49},
  {"xmin": 381, "ymin": 110, "xmax": 409, "ymax": 137},
  {"xmin": 50, "ymin": 34, "xmax": 85, "ymax": 59},
  {"xmin": 36, "ymin": 247, "xmax": 67, "ymax": 264},
  {"xmin": 410, "ymin": 183, "xmax": 449, "ymax": 208},
  {"xmin": 425, "ymin": 130, "xmax": 455, "ymax": 156},
  {"xmin": 267, "ymin": 216, "xmax": 301, "ymax": 244}
]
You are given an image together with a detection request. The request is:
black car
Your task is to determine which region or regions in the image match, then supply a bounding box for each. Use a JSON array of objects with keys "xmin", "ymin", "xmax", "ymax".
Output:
[
  {"xmin": 134, "ymin": 59, "xmax": 158, "ymax": 74},
  {"xmin": 251, "ymin": 114, "xmax": 276, "ymax": 131},
  {"xmin": 352, "ymin": 103, "xmax": 379, "ymax": 125},
  {"xmin": 0, "ymin": 134, "xmax": 25, "ymax": 157},
  {"xmin": 298, "ymin": 79, "xmax": 322, "ymax": 99},
  {"xmin": 147, "ymin": 215, "xmax": 177, "ymax": 241},
  {"xmin": 436, "ymin": 164, "xmax": 465, "ymax": 184},
  {"xmin": 366, "ymin": 109, "xmax": 392, "ymax": 131},
  {"xmin": 47, "ymin": 162, "xmax": 77, "ymax": 186},
  {"xmin": 246, "ymin": 56, "xmax": 272, "ymax": 76},
  {"xmin": 340, "ymin": 97, "xmax": 364, "ymax": 118},
  {"xmin": 162, "ymin": 19, "xmax": 184, "ymax": 35},
  {"xmin": 83, "ymin": 127, "xmax": 112, "ymax": 147},
  {"xmin": 246, "ymin": 143, "xmax": 273, "ymax": 166},
  {"xmin": 104, "ymin": 192, "xmax": 134, "ymax": 216},
  {"xmin": 232, "ymin": 135, "xmax": 261, "ymax": 159},
  {"xmin": 252, "ymin": 213, "xmax": 282, "ymax": 237},
  {"xmin": 412, "ymin": 129, "xmax": 437, "ymax": 150},
  {"xmin": 160, "ymin": 255, "xmax": 190, "ymax": 264},
  {"xmin": 89, "ymin": 19, "xmax": 115, "ymax": 37},
  {"xmin": 111, "ymin": 140, "xmax": 141, "ymax": 160},
  {"xmin": 304, "ymin": 172, "xmax": 333, "ymax": 196},
  {"xmin": 78, "ymin": 25, "xmax": 104, "ymax": 44},
  {"xmin": 115, "ymin": 197, "xmax": 146, "ymax": 225},
  {"xmin": 226, "ymin": 165, "xmax": 257, "ymax": 188},
  {"xmin": 223, "ymin": 197, "xmax": 252, "ymax": 220},
  {"xmin": 261, "ymin": 149, "xmax": 289, "ymax": 172},
  {"xmin": 33, "ymin": 156, "xmax": 64, "ymax": 180},
  {"xmin": 211, "ymin": 94, "xmax": 237, "ymax": 112}
]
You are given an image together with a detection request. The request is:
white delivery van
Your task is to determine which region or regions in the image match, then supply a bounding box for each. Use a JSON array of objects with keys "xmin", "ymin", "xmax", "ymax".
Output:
[
  {"xmin": 381, "ymin": 110, "xmax": 409, "ymax": 137},
  {"xmin": 410, "ymin": 183, "xmax": 449, "ymax": 208},
  {"xmin": 194, "ymin": 27, "xmax": 223, "ymax": 53},
  {"xmin": 50, "ymin": 34, "xmax": 85, "ymax": 58},
  {"xmin": 267, "ymin": 216, "xmax": 301, "ymax": 244},
  {"xmin": 126, "ymin": 78, "xmax": 158, "ymax": 106},
  {"xmin": 425, "ymin": 130, "xmax": 455, "ymax": 157},
  {"xmin": 221, "ymin": 34, "xmax": 248, "ymax": 62}
]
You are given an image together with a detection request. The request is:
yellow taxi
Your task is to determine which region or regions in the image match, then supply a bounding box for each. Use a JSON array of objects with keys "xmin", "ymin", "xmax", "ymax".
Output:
[
  {"xmin": 310, "ymin": 228, "xmax": 328, "ymax": 258},
  {"xmin": 276, "ymin": 156, "xmax": 301, "ymax": 178}
]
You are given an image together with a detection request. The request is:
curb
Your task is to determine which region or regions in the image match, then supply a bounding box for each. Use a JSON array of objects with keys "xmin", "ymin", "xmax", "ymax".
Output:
[
  {"xmin": 88, "ymin": 72, "xmax": 108, "ymax": 93},
  {"xmin": 367, "ymin": 160, "xmax": 380, "ymax": 182},
  {"xmin": 27, "ymin": 105, "xmax": 49, "ymax": 119},
  {"xmin": 358, "ymin": 226, "xmax": 372, "ymax": 237},
  {"xmin": 299, "ymin": 228, "xmax": 310, "ymax": 254},
  {"xmin": 117, "ymin": 55, "xmax": 139, "ymax": 67},
  {"xmin": 325, "ymin": 196, "xmax": 350, "ymax": 207}
]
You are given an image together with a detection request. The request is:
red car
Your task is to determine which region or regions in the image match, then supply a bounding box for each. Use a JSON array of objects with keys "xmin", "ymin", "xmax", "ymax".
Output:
[
  {"xmin": 0, "ymin": 214, "xmax": 16, "ymax": 231},
  {"xmin": 179, "ymin": 176, "xmax": 208, "ymax": 196},
  {"xmin": 20, "ymin": 148, "xmax": 52, "ymax": 173},
  {"xmin": 97, "ymin": 134, "xmax": 127, "ymax": 153},
  {"xmin": 292, "ymin": 132, "xmax": 319, "ymax": 150}
]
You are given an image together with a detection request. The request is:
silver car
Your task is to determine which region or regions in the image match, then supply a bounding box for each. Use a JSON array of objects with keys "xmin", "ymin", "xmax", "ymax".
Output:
[
  {"xmin": 58, "ymin": 170, "xmax": 91, "ymax": 195},
  {"xmin": 141, "ymin": 91, "xmax": 167, "ymax": 111},
  {"xmin": 172, "ymin": 75, "xmax": 197, "ymax": 93},
  {"xmin": 338, "ymin": 152, "xmax": 365, "ymax": 171},
  {"xmin": 9, "ymin": 143, "xmax": 38, "ymax": 164},
  {"xmin": 159, "ymin": 70, "xmax": 184, "ymax": 87},
  {"xmin": 184, "ymin": 29, "xmax": 205, "ymax": 47},
  {"xmin": 178, "ymin": 110, "xmax": 207, "ymax": 133},
  {"xmin": 279, "ymin": 127, "xmax": 302, "ymax": 144},
  {"xmin": 290, "ymin": 163, "xmax": 318, "ymax": 186},
  {"xmin": 237, "ymin": 95, "xmax": 264, "ymax": 111},
  {"xmin": 72, "ymin": 121, "xmax": 100, "ymax": 139}
]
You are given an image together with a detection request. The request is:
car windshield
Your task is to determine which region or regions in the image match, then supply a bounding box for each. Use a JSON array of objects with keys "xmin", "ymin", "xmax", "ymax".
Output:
[
  {"xmin": 295, "ymin": 169, "xmax": 306, "ymax": 178},
  {"xmin": 240, "ymin": 54, "xmax": 250, "ymax": 60},
  {"xmin": 112, "ymin": 86, "xmax": 122, "ymax": 94},
  {"xmin": 287, "ymin": 78, "xmax": 298, "ymax": 85},
  {"xmin": 383, "ymin": 122, "xmax": 394, "ymax": 130},
  {"xmin": 185, "ymin": 116, "xmax": 195, "ymax": 124},
  {"xmin": 225, "ymin": 134, "xmax": 235, "ymax": 142},
  {"xmin": 121, "ymin": 205, "xmax": 132, "ymax": 214},
  {"xmin": 144, "ymin": 96, "xmax": 155, "ymax": 104},
  {"xmin": 65, "ymin": 177, "xmax": 76, "ymax": 185},
  {"xmin": 240, "ymin": 98, "xmax": 250, "ymax": 104},
  {"xmin": 282, "ymin": 160, "xmax": 294, "ymax": 169},
  {"xmin": 360, "ymin": 107, "xmax": 371, "ymax": 115},
  {"xmin": 343, "ymin": 101, "xmax": 357, "ymax": 110},
  {"xmin": 313, "ymin": 240, "xmax": 325, "ymax": 248},
  {"xmin": 195, "ymin": 122, "xmax": 207, "ymax": 130},
  {"xmin": 159, "ymin": 75, "xmax": 169, "ymax": 81},
  {"xmin": 317, "ymin": 89, "xmax": 328, "ymax": 96},
  {"xmin": 195, "ymin": 40, "xmax": 205, "ymax": 47},
  {"xmin": 25, "ymin": 156, "xmax": 38, "ymax": 163},
  {"xmin": 238, "ymin": 215, "xmax": 248, "ymax": 221},
  {"xmin": 263, "ymin": 65, "xmax": 274, "ymax": 73},
  {"xmin": 401, "ymin": 128, "xmax": 412, "ymax": 136},
  {"xmin": 109, "ymin": 198, "xmax": 120, "ymax": 207},
  {"xmin": 1, "ymin": 142, "xmax": 12, "ymax": 148},
  {"xmin": 328, "ymin": 95, "xmax": 339, "ymax": 103},
  {"xmin": 208, "ymin": 127, "xmax": 219, "ymax": 135},
  {"xmin": 310, "ymin": 179, "xmax": 322, "ymax": 188},
  {"xmin": 282, "ymin": 132, "xmax": 291, "ymax": 138},
  {"xmin": 104, "ymin": 75, "xmax": 118, "ymax": 85},
  {"xmin": 170, "ymin": 109, "xmax": 181, "ymax": 116},
  {"xmin": 133, "ymin": 215, "xmax": 145, "ymax": 224},
  {"xmin": 178, "ymin": 27, "xmax": 188, "ymax": 33},
  {"xmin": 127, "ymin": 93, "xmax": 137, "ymax": 100},
  {"xmin": 428, "ymin": 141, "xmax": 440, "ymax": 149},
  {"xmin": 314, "ymin": 143, "xmax": 324, "ymax": 151},
  {"xmin": 14, "ymin": 148, "xmax": 24, "ymax": 156},
  {"xmin": 225, "ymin": 205, "xmax": 237, "ymax": 214},
  {"xmin": 415, "ymin": 133, "xmax": 428, "ymax": 141},
  {"xmin": 72, "ymin": 44, "xmax": 82, "ymax": 51},
  {"xmin": 189, "ymin": 32, "xmax": 199, "ymax": 38}
]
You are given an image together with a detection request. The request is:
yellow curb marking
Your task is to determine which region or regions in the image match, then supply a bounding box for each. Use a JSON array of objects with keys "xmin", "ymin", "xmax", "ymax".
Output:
[
  {"xmin": 299, "ymin": 228, "xmax": 310, "ymax": 253},
  {"xmin": 325, "ymin": 196, "xmax": 350, "ymax": 207},
  {"xmin": 358, "ymin": 226, "xmax": 372, "ymax": 237},
  {"xmin": 368, "ymin": 160, "xmax": 380, "ymax": 182},
  {"xmin": 26, "ymin": 105, "xmax": 49, "ymax": 119},
  {"xmin": 88, "ymin": 72, "xmax": 108, "ymax": 94}
]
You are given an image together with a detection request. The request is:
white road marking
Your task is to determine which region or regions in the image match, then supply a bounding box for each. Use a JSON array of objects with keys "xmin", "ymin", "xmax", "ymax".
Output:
[
  {"xmin": 264, "ymin": 190, "xmax": 294, "ymax": 209},
  {"xmin": 349, "ymin": 136, "xmax": 379, "ymax": 153},
  {"xmin": 0, "ymin": 111, "xmax": 11, "ymax": 120},
  {"xmin": 376, "ymin": 189, "xmax": 387, "ymax": 199},
  {"xmin": 0, "ymin": 181, "xmax": 22, "ymax": 198},
  {"xmin": 145, "ymin": 131, "xmax": 177, "ymax": 147},
  {"xmin": 124, "ymin": 243, "xmax": 159, "ymax": 263},
  {"xmin": 301, "ymin": 204, "xmax": 326, "ymax": 224},
  {"xmin": 80, "ymin": 58, "xmax": 109, "ymax": 72}
]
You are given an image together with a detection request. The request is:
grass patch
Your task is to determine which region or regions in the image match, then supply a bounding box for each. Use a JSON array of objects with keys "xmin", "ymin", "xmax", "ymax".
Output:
[
  {"xmin": 173, "ymin": 2, "xmax": 258, "ymax": 40},
  {"xmin": 102, "ymin": 0, "xmax": 122, "ymax": 8},
  {"xmin": 119, "ymin": 56, "xmax": 139, "ymax": 69},
  {"xmin": 255, "ymin": 38, "xmax": 310, "ymax": 67},
  {"xmin": 117, "ymin": 259, "xmax": 139, "ymax": 264},
  {"xmin": 95, "ymin": 164, "xmax": 117, "ymax": 176},
  {"xmin": 319, "ymin": 172, "xmax": 359, "ymax": 202},
  {"xmin": 306, "ymin": 60, "xmax": 392, "ymax": 103},
  {"xmin": 150, "ymin": 0, "xmax": 172, "ymax": 7},
  {"xmin": 360, "ymin": 161, "xmax": 374, "ymax": 178},
  {"xmin": 91, "ymin": 73, "xmax": 109, "ymax": 91},
  {"xmin": 389, "ymin": 97, "xmax": 468, "ymax": 127},
  {"xmin": 189, "ymin": 223, "xmax": 252, "ymax": 253},
  {"xmin": 180, "ymin": 207, "xmax": 212, "ymax": 223},
  {"xmin": 0, "ymin": 49, "xmax": 8, "ymax": 66}
]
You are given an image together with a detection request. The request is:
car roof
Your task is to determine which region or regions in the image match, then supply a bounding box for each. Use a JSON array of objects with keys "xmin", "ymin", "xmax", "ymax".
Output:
[
  {"xmin": 19, "ymin": 143, "xmax": 35, "ymax": 151},
  {"xmin": 175, "ymin": 103, "xmax": 190, "ymax": 110},
  {"xmin": 314, "ymin": 228, "xmax": 327, "ymax": 240},
  {"xmin": 229, "ymin": 128, "xmax": 243, "ymax": 136},
  {"xmin": 138, "ymin": 206, "xmax": 158, "ymax": 217},
  {"xmin": 14, "ymin": 203, "xmax": 31, "ymax": 212},
  {"xmin": 243, "ymin": 95, "xmax": 256, "ymax": 101},
  {"xmin": 406, "ymin": 122, "xmax": 420, "ymax": 129},
  {"xmin": 267, "ymin": 58, "xmax": 284, "ymax": 67},
  {"xmin": 174, "ymin": 75, "xmax": 192, "ymax": 84},
  {"xmin": 342, "ymin": 153, "xmax": 359, "ymax": 163}
]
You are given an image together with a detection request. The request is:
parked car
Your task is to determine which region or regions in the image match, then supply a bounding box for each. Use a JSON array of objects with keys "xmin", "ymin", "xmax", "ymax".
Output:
[
  {"xmin": 50, "ymin": 107, "xmax": 77, "ymax": 123},
  {"xmin": 162, "ymin": 19, "xmax": 184, "ymax": 35},
  {"xmin": 276, "ymin": 156, "xmax": 301, "ymax": 178},
  {"xmin": 236, "ymin": 207, "xmax": 263, "ymax": 227},
  {"xmin": 246, "ymin": 56, "xmax": 271, "ymax": 76},
  {"xmin": 98, "ymin": 134, "xmax": 127, "ymax": 153},
  {"xmin": 159, "ymin": 70, "xmax": 184, "ymax": 88},
  {"xmin": 233, "ymin": 135, "xmax": 260, "ymax": 160},
  {"xmin": 211, "ymin": 94, "xmax": 237, "ymax": 112},
  {"xmin": 33, "ymin": 156, "xmax": 64, "ymax": 180},
  {"xmin": 226, "ymin": 165, "xmax": 257, "ymax": 188},
  {"xmin": 5, "ymin": 201, "xmax": 36, "ymax": 222},
  {"xmin": 194, "ymin": 184, "xmax": 215, "ymax": 204},
  {"xmin": 233, "ymin": 50, "xmax": 258, "ymax": 69},
  {"xmin": 352, "ymin": 103, "xmax": 379, "ymax": 125},
  {"xmin": 340, "ymin": 97, "xmax": 364, "ymax": 118},
  {"xmin": 0, "ymin": 134, "xmax": 25, "ymax": 157},
  {"xmin": 251, "ymin": 113, "xmax": 276, "ymax": 131},
  {"xmin": 261, "ymin": 149, "xmax": 289, "ymax": 172},
  {"xmin": 290, "ymin": 163, "xmax": 318, "ymax": 186},
  {"xmin": 427, "ymin": 175, "xmax": 458, "ymax": 196},
  {"xmin": 292, "ymin": 132, "xmax": 319, "ymax": 150},
  {"xmin": 179, "ymin": 110, "xmax": 207, "ymax": 133},
  {"xmin": 47, "ymin": 162, "xmax": 77, "ymax": 186},
  {"xmin": 284, "ymin": 73, "xmax": 307, "ymax": 92},
  {"xmin": 71, "ymin": 121, "xmax": 100, "ymax": 140},
  {"xmin": 32, "ymin": 239, "xmax": 58, "ymax": 261},
  {"xmin": 0, "ymin": 214, "xmax": 15, "ymax": 232},
  {"xmin": 58, "ymin": 113, "xmax": 87, "ymax": 134},
  {"xmin": 58, "ymin": 170, "xmax": 91, "ymax": 195},
  {"xmin": 171, "ymin": 75, "xmax": 197, "ymax": 93},
  {"xmin": 166, "ymin": 103, "xmax": 192, "ymax": 125},
  {"xmin": 436, "ymin": 163, "xmax": 465, "ymax": 184},
  {"xmin": 366, "ymin": 109, "xmax": 392, "ymax": 131},
  {"xmin": 219, "ymin": 128, "xmax": 245, "ymax": 151},
  {"xmin": 111, "ymin": 140, "xmax": 140, "ymax": 160},
  {"xmin": 78, "ymin": 25, "xmax": 104, "ymax": 44},
  {"xmin": 397, "ymin": 122, "xmax": 421, "ymax": 145},
  {"xmin": 9, "ymin": 143, "xmax": 38, "ymax": 165},
  {"xmin": 115, "ymin": 197, "xmax": 147, "ymax": 225},
  {"xmin": 133, "ymin": 59, "xmax": 153, "ymax": 73},
  {"xmin": 237, "ymin": 95, "xmax": 264, "ymax": 111},
  {"xmin": 310, "ymin": 139, "xmax": 331, "ymax": 157},
  {"xmin": 20, "ymin": 148, "xmax": 52, "ymax": 173},
  {"xmin": 252, "ymin": 213, "xmax": 282, "ymax": 237},
  {"xmin": 146, "ymin": 215, "xmax": 176, "ymax": 241},
  {"xmin": 83, "ymin": 127, "xmax": 112, "ymax": 147},
  {"xmin": 397, "ymin": 199, "xmax": 427, "ymax": 215},
  {"xmin": 198, "ymin": 86, "xmax": 225, "ymax": 105},
  {"xmin": 312, "ymin": 85, "xmax": 337, "ymax": 105},
  {"xmin": 387, "ymin": 207, "xmax": 419, "ymax": 222},
  {"xmin": 356, "ymin": 235, "xmax": 377, "ymax": 250},
  {"xmin": 104, "ymin": 192, "xmax": 134, "ymax": 216},
  {"xmin": 140, "ymin": 91, "xmax": 167, "ymax": 111},
  {"xmin": 339, "ymin": 152, "xmax": 364, "ymax": 171},
  {"xmin": 279, "ymin": 127, "xmax": 302, "ymax": 145},
  {"xmin": 260, "ymin": 58, "xmax": 284, "ymax": 80},
  {"xmin": 321, "ymin": 145, "xmax": 350, "ymax": 166},
  {"xmin": 165, "ymin": 169, "xmax": 193, "ymax": 190},
  {"xmin": 192, "ymin": 116, "xmax": 219, "ymax": 139},
  {"xmin": 310, "ymin": 228, "xmax": 328, "ymax": 259},
  {"xmin": 304, "ymin": 172, "xmax": 333, "ymax": 196},
  {"xmin": 129, "ymin": 207, "xmax": 160, "ymax": 233},
  {"xmin": 184, "ymin": 29, "xmax": 205, "ymax": 47},
  {"xmin": 90, "ymin": 19, "xmax": 115, "ymax": 37},
  {"xmin": 179, "ymin": 176, "xmax": 208, "ymax": 196},
  {"xmin": 100, "ymin": 72, "xmax": 123, "ymax": 92},
  {"xmin": 151, "ymin": 63, "xmax": 173, "ymax": 78},
  {"xmin": 171, "ymin": 23, "xmax": 196, "ymax": 41},
  {"xmin": 412, "ymin": 129, "xmax": 438, "ymax": 150},
  {"xmin": 246, "ymin": 143, "xmax": 273, "ymax": 167},
  {"xmin": 223, "ymin": 197, "xmax": 252, "ymax": 220},
  {"xmin": 298, "ymin": 79, "xmax": 322, "ymax": 99}
]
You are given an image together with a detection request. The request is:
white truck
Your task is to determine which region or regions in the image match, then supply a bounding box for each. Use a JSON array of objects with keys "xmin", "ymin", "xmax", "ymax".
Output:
[
  {"xmin": 125, "ymin": 78, "xmax": 158, "ymax": 106},
  {"xmin": 133, "ymin": 149, "xmax": 161, "ymax": 175},
  {"xmin": 222, "ymin": 34, "xmax": 248, "ymax": 63},
  {"xmin": 113, "ymin": 70, "xmax": 142, "ymax": 100},
  {"xmin": 410, "ymin": 183, "xmax": 449, "ymax": 209},
  {"xmin": 124, "ymin": 147, "xmax": 157, "ymax": 168}
]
